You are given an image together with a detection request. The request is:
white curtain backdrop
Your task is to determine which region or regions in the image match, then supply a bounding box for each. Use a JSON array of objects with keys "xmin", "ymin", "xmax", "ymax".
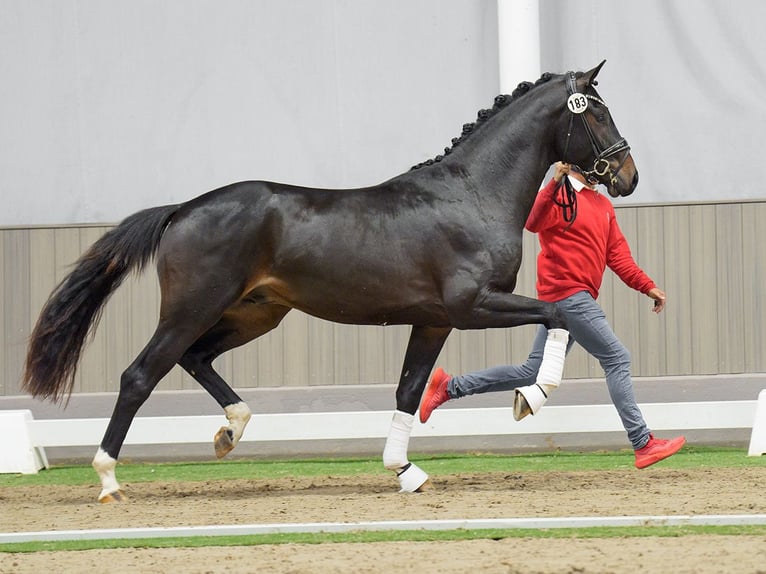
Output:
[{"xmin": 1, "ymin": 0, "xmax": 763, "ymax": 225}]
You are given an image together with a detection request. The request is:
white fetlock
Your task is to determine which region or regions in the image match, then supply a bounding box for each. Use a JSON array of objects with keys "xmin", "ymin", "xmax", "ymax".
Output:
[
  {"xmin": 92, "ymin": 447, "xmax": 121, "ymax": 501},
  {"xmin": 514, "ymin": 328, "xmax": 569, "ymax": 421},
  {"xmin": 396, "ymin": 462, "xmax": 429, "ymax": 493},
  {"xmin": 224, "ymin": 402, "xmax": 252, "ymax": 445}
]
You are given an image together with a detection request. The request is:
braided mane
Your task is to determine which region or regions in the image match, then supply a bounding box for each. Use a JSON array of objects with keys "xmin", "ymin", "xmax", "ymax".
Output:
[{"xmin": 411, "ymin": 72, "xmax": 554, "ymax": 170}]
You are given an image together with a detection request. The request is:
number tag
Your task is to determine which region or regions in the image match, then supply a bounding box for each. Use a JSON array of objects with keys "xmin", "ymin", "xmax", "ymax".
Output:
[{"xmin": 567, "ymin": 93, "xmax": 588, "ymax": 114}]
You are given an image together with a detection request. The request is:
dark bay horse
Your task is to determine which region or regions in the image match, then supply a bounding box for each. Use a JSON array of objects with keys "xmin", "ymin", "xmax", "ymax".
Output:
[{"xmin": 23, "ymin": 61, "xmax": 637, "ymax": 502}]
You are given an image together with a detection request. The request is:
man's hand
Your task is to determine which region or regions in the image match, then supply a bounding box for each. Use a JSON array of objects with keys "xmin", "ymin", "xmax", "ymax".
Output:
[
  {"xmin": 648, "ymin": 287, "xmax": 666, "ymax": 313},
  {"xmin": 553, "ymin": 162, "xmax": 571, "ymax": 183}
]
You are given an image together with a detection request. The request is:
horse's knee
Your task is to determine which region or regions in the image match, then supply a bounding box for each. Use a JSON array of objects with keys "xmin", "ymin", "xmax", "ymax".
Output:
[
  {"xmin": 394, "ymin": 371, "xmax": 430, "ymax": 415},
  {"xmin": 394, "ymin": 385, "xmax": 421, "ymax": 415},
  {"xmin": 546, "ymin": 303, "xmax": 568, "ymax": 330}
]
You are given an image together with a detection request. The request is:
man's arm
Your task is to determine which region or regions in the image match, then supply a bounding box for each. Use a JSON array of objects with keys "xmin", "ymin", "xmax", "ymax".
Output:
[{"xmin": 525, "ymin": 162, "xmax": 569, "ymax": 232}]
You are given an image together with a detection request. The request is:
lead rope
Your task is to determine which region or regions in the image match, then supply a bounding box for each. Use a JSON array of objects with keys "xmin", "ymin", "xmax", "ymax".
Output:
[{"xmin": 552, "ymin": 173, "xmax": 577, "ymax": 230}]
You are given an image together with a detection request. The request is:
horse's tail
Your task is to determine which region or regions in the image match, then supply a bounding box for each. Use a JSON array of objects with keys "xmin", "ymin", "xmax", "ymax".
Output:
[{"xmin": 22, "ymin": 204, "xmax": 180, "ymax": 403}]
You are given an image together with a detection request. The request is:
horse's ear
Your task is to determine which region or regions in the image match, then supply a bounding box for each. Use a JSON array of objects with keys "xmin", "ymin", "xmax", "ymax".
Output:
[{"xmin": 583, "ymin": 60, "xmax": 607, "ymax": 86}]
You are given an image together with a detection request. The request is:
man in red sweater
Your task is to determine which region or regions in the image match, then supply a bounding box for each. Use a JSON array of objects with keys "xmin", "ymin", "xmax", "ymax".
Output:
[{"xmin": 420, "ymin": 162, "xmax": 685, "ymax": 469}]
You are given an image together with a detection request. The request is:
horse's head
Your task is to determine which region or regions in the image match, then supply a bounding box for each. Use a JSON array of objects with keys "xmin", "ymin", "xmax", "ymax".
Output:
[{"xmin": 557, "ymin": 61, "xmax": 638, "ymax": 198}]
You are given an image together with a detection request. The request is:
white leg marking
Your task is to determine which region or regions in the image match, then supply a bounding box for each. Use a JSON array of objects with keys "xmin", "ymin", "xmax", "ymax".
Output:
[
  {"xmin": 92, "ymin": 448, "xmax": 120, "ymax": 500},
  {"xmin": 224, "ymin": 402, "xmax": 251, "ymax": 446}
]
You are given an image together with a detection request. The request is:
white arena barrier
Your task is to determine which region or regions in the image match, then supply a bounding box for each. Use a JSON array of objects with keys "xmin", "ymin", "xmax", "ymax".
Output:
[
  {"xmin": 0, "ymin": 398, "xmax": 762, "ymax": 474},
  {"xmin": 747, "ymin": 389, "xmax": 766, "ymax": 456},
  {"xmin": 0, "ymin": 410, "xmax": 48, "ymax": 474}
]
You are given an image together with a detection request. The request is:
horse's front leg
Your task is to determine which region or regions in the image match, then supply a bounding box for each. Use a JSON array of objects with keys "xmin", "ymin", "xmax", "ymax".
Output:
[
  {"xmin": 383, "ymin": 325, "xmax": 451, "ymax": 492},
  {"xmin": 512, "ymin": 327, "xmax": 569, "ymax": 420},
  {"xmin": 447, "ymin": 289, "xmax": 570, "ymax": 421}
]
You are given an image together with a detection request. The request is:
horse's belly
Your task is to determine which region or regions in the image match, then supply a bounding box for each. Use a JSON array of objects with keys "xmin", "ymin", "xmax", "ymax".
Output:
[
  {"xmin": 300, "ymin": 301, "xmax": 450, "ymax": 326},
  {"xmin": 253, "ymin": 278, "xmax": 448, "ymax": 326}
]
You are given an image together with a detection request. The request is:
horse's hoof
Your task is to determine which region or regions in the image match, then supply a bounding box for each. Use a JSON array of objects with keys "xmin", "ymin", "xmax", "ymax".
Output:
[
  {"xmin": 513, "ymin": 391, "xmax": 532, "ymax": 421},
  {"xmin": 98, "ymin": 490, "xmax": 127, "ymax": 503},
  {"xmin": 414, "ymin": 478, "xmax": 433, "ymax": 492},
  {"xmin": 214, "ymin": 426, "xmax": 234, "ymax": 458}
]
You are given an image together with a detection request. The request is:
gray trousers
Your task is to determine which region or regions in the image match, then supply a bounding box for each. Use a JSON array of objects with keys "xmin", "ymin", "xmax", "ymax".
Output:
[{"xmin": 448, "ymin": 290, "xmax": 651, "ymax": 449}]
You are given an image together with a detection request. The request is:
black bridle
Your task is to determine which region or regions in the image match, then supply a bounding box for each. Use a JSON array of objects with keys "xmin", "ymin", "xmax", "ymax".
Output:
[
  {"xmin": 556, "ymin": 71, "xmax": 632, "ymax": 229},
  {"xmin": 563, "ymin": 71, "xmax": 631, "ymax": 187}
]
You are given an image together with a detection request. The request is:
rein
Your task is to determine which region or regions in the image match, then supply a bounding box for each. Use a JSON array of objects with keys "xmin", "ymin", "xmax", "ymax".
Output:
[{"xmin": 553, "ymin": 174, "xmax": 577, "ymax": 230}]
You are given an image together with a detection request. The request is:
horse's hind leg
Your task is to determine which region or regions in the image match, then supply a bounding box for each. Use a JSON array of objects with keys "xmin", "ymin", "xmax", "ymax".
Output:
[
  {"xmin": 93, "ymin": 324, "xmax": 205, "ymax": 502},
  {"xmin": 180, "ymin": 357, "xmax": 250, "ymax": 459},
  {"xmin": 383, "ymin": 325, "xmax": 451, "ymax": 492},
  {"xmin": 178, "ymin": 304, "xmax": 291, "ymax": 458},
  {"xmin": 93, "ymin": 278, "xmax": 250, "ymax": 503}
]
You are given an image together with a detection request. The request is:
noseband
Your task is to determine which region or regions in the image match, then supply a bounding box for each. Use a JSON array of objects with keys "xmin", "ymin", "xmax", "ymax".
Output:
[{"xmin": 563, "ymin": 71, "xmax": 631, "ymax": 187}]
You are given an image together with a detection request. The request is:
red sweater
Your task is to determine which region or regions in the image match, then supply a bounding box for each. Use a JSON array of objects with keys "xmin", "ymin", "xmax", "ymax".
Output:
[{"xmin": 525, "ymin": 177, "xmax": 656, "ymax": 303}]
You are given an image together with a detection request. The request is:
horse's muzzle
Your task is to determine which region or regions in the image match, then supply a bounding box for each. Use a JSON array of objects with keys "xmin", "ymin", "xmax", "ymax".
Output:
[{"xmin": 607, "ymin": 155, "xmax": 638, "ymax": 198}]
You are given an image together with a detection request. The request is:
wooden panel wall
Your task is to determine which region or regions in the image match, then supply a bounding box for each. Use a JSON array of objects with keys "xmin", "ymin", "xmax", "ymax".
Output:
[{"xmin": 3, "ymin": 200, "xmax": 765, "ymax": 397}]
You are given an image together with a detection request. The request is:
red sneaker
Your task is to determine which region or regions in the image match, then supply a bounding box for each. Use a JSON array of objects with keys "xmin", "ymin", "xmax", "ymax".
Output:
[
  {"xmin": 634, "ymin": 434, "xmax": 686, "ymax": 469},
  {"xmin": 419, "ymin": 368, "xmax": 451, "ymax": 423}
]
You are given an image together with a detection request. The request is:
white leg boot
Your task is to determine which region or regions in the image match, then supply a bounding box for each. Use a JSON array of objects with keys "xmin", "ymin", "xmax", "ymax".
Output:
[
  {"xmin": 514, "ymin": 328, "xmax": 569, "ymax": 421},
  {"xmin": 382, "ymin": 410, "xmax": 429, "ymax": 492}
]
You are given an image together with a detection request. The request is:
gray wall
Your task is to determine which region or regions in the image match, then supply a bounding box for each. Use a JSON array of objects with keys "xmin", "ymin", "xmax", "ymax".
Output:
[{"xmin": 3, "ymin": 200, "xmax": 766, "ymax": 397}]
